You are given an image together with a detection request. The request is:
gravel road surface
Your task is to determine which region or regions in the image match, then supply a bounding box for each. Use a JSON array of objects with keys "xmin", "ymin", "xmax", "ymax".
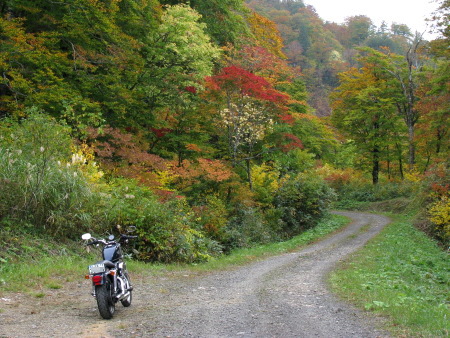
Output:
[{"xmin": 0, "ymin": 211, "xmax": 391, "ymax": 337}]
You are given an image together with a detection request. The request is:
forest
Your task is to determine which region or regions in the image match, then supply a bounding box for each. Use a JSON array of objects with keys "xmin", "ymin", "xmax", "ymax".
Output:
[{"xmin": 0, "ymin": 0, "xmax": 448, "ymax": 263}]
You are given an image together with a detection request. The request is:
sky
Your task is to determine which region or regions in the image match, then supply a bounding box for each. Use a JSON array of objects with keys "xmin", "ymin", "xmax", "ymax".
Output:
[{"xmin": 304, "ymin": 0, "xmax": 440, "ymax": 40}]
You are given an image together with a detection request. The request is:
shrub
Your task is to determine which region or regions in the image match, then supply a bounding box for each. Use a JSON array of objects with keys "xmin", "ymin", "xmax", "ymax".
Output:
[
  {"xmin": 101, "ymin": 179, "xmax": 222, "ymax": 263},
  {"xmin": 223, "ymin": 206, "xmax": 276, "ymax": 250},
  {"xmin": 193, "ymin": 195, "xmax": 229, "ymax": 242},
  {"xmin": 415, "ymin": 163, "xmax": 450, "ymax": 246},
  {"xmin": 428, "ymin": 196, "xmax": 450, "ymax": 245},
  {"xmin": 251, "ymin": 164, "xmax": 280, "ymax": 206},
  {"xmin": 275, "ymin": 172, "xmax": 336, "ymax": 237},
  {"xmin": 0, "ymin": 112, "xmax": 100, "ymax": 238}
]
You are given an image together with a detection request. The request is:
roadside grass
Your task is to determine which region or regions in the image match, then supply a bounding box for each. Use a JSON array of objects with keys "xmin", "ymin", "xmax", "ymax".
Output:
[
  {"xmin": 0, "ymin": 213, "xmax": 348, "ymax": 293},
  {"xmin": 0, "ymin": 255, "xmax": 91, "ymax": 293},
  {"xmin": 329, "ymin": 214, "xmax": 450, "ymax": 337},
  {"xmin": 190, "ymin": 213, "xmax": 349, "ymax": 272}
]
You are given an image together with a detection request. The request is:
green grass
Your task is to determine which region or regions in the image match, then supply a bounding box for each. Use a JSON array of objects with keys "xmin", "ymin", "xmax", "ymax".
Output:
[
  {"xmin": 0, "ymin": 213, "xmax": 348, "ymax": 293},
  {"xmin": 191, "ymin": 213, "xmax": 349, "ymax": 272},
  {"xmin": 0, "ymin": 255, "xmax": 92, "ymax": 293},
  {"xmin": 329, "ymin": 214, "xmax": 450, "ymax": 337}
]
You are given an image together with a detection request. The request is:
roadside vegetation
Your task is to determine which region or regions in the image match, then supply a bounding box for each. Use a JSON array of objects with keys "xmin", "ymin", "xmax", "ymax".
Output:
[
  {"xmin": 0, "ymin": 214, "xmax": 348, "ymax": 293},
  {"xmin": 0, "ymin": 1, "xmax": 449, "ymax": 335},
  {"xmin": 329, "ymin": 213, "xmax": 449, "ymax": 337}
]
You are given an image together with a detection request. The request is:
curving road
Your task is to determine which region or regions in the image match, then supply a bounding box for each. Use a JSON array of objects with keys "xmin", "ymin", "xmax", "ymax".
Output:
[{"xmin": 0, "ymin": 211, "xmax": 391, "ymax": 337}]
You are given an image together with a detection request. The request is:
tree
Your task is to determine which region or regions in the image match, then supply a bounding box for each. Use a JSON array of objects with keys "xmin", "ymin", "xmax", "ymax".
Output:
[
  {"xmin": 0, "ymin": 0, "xmax": 161, "ymax": 129},
  {"xmin": 206, "ymin": 65, "xmax": 288, "ymax": 188},
  {"xmin": 135, "ymin": 4, "xmax": 221, "ymax": 125},
  {"xmin": 159, "ymin": 0, "xmax": 250, "ymax": 45},
  {"xmin": 357, "ymin": 45, "xmax": 427, "ymax": 170},
  {"xmin": 247, "ymin": 11, "xmax": 286, "ymax": 59},
  {"xmin": 415, "ymin": 61, "xmax": 450, "ymax": 170},
  {"xmin": 331, "ymin": 63, "xmax": 404, "ymax": 184},
  {"xmin": 346, "ymin": 15, "xmax": 374, "ymax": 47}
]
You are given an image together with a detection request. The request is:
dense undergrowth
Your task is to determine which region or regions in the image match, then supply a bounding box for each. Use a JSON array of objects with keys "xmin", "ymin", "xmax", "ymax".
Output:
[
  {"xmin": 0, "ymin": 213, "xmax": 348, "ymax": 293},
  {"xmin": 0, "ymin": 114, "xmax": 448, "ymax": 266},
  {"xmin": 0, "ymin": 113, "xmax": 337, "ymax": 264}
]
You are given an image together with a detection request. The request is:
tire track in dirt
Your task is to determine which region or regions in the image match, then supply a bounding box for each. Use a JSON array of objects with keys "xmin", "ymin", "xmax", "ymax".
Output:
[{"xmin": 0, "ymin": 212, "xmax": 391, "ymax": 337}]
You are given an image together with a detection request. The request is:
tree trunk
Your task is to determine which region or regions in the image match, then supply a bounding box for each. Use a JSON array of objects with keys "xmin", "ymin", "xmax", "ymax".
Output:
[
  {"xmin": 372, "ymin": 147, "xmax": 379, "ymax": 185},
  {"xmin": 408, "ymin": 121, "xmax": 415, "ymax": 170},
  {"xmin": 395, "ymin": 142, "xmax": 404, "ymax": 180},
  {"xmin": 246, "ymin": 158, "xmax": 253, "ymax": 191}
]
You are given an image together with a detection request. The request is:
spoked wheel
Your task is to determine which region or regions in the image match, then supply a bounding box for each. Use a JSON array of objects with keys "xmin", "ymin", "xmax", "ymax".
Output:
[
  {"xmin": 121, "ymin": 274, "xmax": 132, "ymax": 307},
  {"xmin": 95, "ymin": 280, "xmax": 115, "ymax": 319},
  {"xmin": 121, "ymin": 290, "xmax": 132, "ymax": 307}
]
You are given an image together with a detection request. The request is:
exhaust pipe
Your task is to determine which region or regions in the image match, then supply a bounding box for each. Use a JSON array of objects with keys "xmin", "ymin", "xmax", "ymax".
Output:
[{"xmin": 117, "ymin": 291, "xmax": 130, "ymax": 301}]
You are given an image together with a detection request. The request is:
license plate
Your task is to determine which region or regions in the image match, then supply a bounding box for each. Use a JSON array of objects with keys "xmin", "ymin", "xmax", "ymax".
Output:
[{"xmin": 88, "ymin": 264, "xmax": 105, "ymax": 274}]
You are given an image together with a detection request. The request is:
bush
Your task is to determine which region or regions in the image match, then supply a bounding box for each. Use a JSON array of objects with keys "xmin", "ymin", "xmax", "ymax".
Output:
[
  {"xmin": 317, "ymin": 165, "xmax": 419, "ymax": 209},
  {"xmin": 0, "ymin": 112, "xmax": 100, "ymax": 238},
  {"xmin": 223, "ymin": 206, "xmax": 277, "ymax": 250},
  {"xmin": 251, "ymin": 164, "xmax": 280, "ymax": 206},
  {"xmin": 101, "ymin": 179, "xmax": 222, "ymax": 263},
  {"xmin": 414, "ymin": 163, "xmax": 450, "ymax": 246},
  {"xmin": 275, "ymin": 172, "xmax": 336, "ymax": 237}
]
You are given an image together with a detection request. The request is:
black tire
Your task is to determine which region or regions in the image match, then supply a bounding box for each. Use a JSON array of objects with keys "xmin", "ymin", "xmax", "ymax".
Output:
[
  {"xmin": 96, "ymin": 280, "xmax": 115, "ymax": 319},
  {"xmin": 121, "ymin": 274, "xmax": 132, "ymax": 307}
]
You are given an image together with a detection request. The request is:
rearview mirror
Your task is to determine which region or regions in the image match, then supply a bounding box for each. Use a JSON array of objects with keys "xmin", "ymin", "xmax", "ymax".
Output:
[
  {"xmin": 127, "ymin": 226, "xmax": 136, "ymax": 233},
  {"xmin": 82, "ymin": 233, "xmax": 92, "ymax": 240}
]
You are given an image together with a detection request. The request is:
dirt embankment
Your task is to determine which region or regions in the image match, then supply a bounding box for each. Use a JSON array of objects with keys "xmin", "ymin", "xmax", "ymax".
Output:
[{"xmin": 0, "ymin": 211, "xmax": 391, "ymax": 337}]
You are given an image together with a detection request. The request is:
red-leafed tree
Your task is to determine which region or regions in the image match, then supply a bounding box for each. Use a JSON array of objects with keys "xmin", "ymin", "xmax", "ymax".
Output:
[{"xmin": 206, "ymin": 65, "xmax": 289, "ymax": 188}]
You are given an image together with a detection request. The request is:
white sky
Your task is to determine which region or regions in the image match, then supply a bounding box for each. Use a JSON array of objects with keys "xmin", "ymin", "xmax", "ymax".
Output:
[{"xmin": 304, "ymin": 0, "xmax": 440, "ymax": 40}]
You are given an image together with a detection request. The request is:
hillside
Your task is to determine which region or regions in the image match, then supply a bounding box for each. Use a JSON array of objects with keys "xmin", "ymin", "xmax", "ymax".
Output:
[{"xmin": 0, "ymin": 0, "xmax": 448, "ymax": 261}]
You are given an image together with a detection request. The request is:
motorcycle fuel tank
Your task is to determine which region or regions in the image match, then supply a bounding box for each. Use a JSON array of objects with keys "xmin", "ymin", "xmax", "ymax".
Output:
[{"xmin": 103, "ymin": 244, "xmax": 123, "ymax": 262}]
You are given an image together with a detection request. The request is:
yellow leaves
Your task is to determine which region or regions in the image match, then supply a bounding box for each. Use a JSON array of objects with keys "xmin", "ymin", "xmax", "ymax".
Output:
[
  {"xmin": 154, "ymin": 169, "xmax": 178, "ymax": 192},
  {"xmin": 428, "ymin": 196, "xmax": 450, "ymax": 240},
  {"xmin": 403, "ymin": 170, "xmax": 423, "ymax": 183},
  {"xmin": 69, "ymin": 143, "xmax": 104, "ymax": 183},
  {"xmin": 248, "ymin": 12, "xmax": 286, "ymax": 59},
  {"xmin": 251, "ymin": 164, "xmax": 280, "ymax": 192}
]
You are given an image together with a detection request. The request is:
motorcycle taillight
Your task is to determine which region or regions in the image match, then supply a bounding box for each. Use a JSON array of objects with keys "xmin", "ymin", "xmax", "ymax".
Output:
[{"xmin": 92, "ymin": 275, "xmax": 103, "ymax": 285}]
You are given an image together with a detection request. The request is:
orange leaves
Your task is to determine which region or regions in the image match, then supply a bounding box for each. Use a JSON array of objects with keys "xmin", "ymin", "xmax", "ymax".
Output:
[
  {"xmin": 197, "ymin": 158, "xmax": 233, "ymax": 182},
  {"xmin": 185, "ymin": 143, "xmax": 203, "ymax": 152},
  {"xmin": 87, "ymin": 125, "xmax": 235, "ymax": 199},
  {"xmin": 247, "ymin": 12, "xmax": 286, "ymax": 59},
  {"xmin": 172, "ymin": 159, "xmax": 233, "ymax": 185}
]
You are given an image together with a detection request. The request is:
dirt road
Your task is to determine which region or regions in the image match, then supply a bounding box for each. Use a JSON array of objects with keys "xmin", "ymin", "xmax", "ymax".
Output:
[{"xmin": 0, "ymin": 211, "xmax": 391, "ymax": 337}]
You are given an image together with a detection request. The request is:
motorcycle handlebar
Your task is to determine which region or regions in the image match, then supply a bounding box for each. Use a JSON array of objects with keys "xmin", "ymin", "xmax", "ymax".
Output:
[
  {"xmin": 86, "ymin": 240, "xmax": 98, "ymax": 246},
  {"xmin": 84, "ymin": 234, "xmax": 137, "ymax": 246},
  {"xmin": 121, "ymin": 235, "xmax": 138, "ymax": 240}
]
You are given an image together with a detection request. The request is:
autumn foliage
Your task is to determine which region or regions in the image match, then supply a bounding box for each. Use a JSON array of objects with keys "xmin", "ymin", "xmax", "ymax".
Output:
[{"xmin": 1, "ymin": 0, "xmax": 448, "ymax": 263}]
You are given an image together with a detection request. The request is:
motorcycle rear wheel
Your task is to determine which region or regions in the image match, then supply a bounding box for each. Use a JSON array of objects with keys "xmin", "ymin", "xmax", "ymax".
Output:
[{"xmin": 96, "ymin": 281, "xmax": 115, "ymax": 319}]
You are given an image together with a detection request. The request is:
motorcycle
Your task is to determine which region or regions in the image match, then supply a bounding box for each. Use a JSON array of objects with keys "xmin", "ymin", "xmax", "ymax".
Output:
[{"xmin": 81, "ymin": 227, "xmax": 137, "ymax": 319}]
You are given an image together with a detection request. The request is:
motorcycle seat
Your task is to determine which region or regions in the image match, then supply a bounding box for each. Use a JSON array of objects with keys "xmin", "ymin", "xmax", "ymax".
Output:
[{"xmin": 95, "ymin": 260, "xmax": 116, "ymax": 269}]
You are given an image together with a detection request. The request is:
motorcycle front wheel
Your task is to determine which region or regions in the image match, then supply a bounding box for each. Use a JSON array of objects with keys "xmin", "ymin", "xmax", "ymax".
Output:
[
  {"xmin": 121, "ymin": 274, "xmax": 132, "ymax": 307},
  {"xmin": 121, "ymin": 290, "xmax": 132, "ymax": 307},
  {"xmin": 95, "ymin": 280, "xmax": 115, "ymax": 319}
]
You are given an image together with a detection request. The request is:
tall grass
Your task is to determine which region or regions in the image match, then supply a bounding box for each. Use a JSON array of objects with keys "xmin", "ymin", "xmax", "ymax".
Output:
[{"xmin": 0, "ymin": 113, "xmax": 99, "ymax": 239}]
